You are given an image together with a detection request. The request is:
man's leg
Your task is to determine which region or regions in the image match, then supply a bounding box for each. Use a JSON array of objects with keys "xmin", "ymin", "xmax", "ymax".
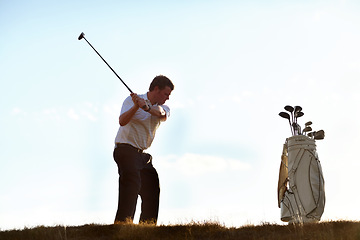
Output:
[
  {"xmin": 115, "ymin": 171, "xmax": 141, "ymax": 222},
  {"xmin": 139, "ymin": 162, "xmax": 160, "ymax": 224},
  {"xmin": 113, "ymin": 146, "xmax": 142, "ymax": 223}
]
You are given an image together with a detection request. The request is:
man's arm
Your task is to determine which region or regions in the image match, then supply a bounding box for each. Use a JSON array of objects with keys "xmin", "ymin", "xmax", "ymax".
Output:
[
  {"xmin": 146, "ymin": 105, "xmax": 167, "ymax": 121},
  {"xmin": 119, "ymin": 93, "xmax": 168, "ymax": 125},
  {"xmin": 119, "ymin": 93, "xmax": 141, "ymax": 126},
  {"xmin": 119, "ymin": 104, "xmax": 139, "ymax": 126}
]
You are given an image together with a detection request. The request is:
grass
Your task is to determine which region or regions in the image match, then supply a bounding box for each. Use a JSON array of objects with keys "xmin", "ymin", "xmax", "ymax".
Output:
[{"xmin": 1, "ymin": 220, "xmax": 360, "ymax": 240}]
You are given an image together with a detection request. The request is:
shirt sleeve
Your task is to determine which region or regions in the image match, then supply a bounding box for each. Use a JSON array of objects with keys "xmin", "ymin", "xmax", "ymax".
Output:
[
  {"xmin": 161, "ymin": 104, "xmax": 170, "ymax": 118},
  {"xmin": 120, "ymin": 96, "xmax": 134, "ymax": 115}
]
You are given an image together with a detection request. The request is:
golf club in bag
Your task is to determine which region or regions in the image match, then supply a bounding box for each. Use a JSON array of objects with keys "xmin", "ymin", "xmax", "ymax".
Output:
[{"xmin": 278, "ymin": 105, "xmax": 326, "ymax": 224}]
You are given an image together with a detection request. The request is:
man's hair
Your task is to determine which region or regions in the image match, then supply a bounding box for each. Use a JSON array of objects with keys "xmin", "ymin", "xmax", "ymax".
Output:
[{"xmin": 149, "ymin": 75, "xmax": 174, "ymax": 91}]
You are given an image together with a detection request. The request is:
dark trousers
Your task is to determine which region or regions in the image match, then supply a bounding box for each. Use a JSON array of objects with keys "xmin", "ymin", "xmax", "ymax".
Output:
[{"xmin": 113, "ymin": 144, "xmax": 160, "ymax": 224}]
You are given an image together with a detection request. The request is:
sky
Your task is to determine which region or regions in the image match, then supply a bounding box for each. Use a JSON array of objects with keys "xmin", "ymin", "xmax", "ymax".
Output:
[{"xmin": 1, "ymin": 0, "xmax": 360, "ymax": 230}]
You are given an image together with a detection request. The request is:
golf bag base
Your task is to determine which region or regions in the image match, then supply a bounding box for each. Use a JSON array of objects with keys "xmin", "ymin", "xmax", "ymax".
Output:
[{"xmin": 278, "ymin": 135, "xmax": 325, "ymax": 224}]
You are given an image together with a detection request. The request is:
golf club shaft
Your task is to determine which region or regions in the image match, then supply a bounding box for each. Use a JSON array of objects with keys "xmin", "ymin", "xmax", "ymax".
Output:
[
  {"xmin": 81, "ymin": 35, "xmax": 133, "ymax": 93},
  {"xmin": 289, "ymin": 120, "xmax": 294, "ymax": 135}
]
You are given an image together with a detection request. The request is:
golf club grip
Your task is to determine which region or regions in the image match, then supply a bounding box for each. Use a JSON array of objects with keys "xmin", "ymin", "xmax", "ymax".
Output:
[{"xmin": 83, "ymin": 37, "xmax": 133, "ymax": 93}]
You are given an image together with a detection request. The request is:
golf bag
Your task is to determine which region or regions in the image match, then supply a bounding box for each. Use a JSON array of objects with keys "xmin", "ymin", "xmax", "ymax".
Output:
[{"xmin": 277, "ymin": 135, "xmax": 325, "ymax": 223}]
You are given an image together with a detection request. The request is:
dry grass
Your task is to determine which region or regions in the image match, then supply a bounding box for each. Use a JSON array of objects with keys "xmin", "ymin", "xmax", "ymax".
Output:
[{"xmin": 1, "ymin": 220, "xmax": 360, "ymax": 240}]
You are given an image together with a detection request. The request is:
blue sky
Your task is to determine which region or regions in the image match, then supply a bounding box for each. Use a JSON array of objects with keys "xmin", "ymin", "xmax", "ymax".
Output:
[{"xmin": 1, "ymin": 0, "xmax": 360, "ymax": 230}]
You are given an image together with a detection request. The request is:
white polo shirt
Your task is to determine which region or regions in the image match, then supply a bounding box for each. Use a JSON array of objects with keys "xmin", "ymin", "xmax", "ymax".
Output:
[{"xmin": 114, "ymin": 93, "xmax": 170, "ymax": 150}]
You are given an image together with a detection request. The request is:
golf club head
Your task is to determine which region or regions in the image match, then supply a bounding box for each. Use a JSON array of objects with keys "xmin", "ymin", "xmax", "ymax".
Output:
[
  {"xmin": 305, "ymin": 121, "xmax": 312, "ymax": 126},
  {"xmin": 295, "ymin": 111, "xmax": 304, "ymax": 118},
  {"xmin": 78, "ymin": 32, "xmax": 85, "ymax": 40},
  {"xmin": 294, "ymin": 106, "xmax": 302, "ymax": 113},
  {"xmin": 314, "ymin": 130, "xmax": 325, "ymax": 140},
  {"xmin": 279, "ymin": 112, "xmax": 290, "ymax": 120},
  {"xmin": 303, "ymin": 126, "xmax": 312, "ymax": 133},
  {"xmin": 284, "ymin": 105, "xmax": 294, "ymax": 113}
]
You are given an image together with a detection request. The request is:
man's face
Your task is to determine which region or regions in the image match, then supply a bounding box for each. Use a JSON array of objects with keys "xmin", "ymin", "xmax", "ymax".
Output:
[{"xmin": 155, "ymin": 86, "xmax": 172, "ymax": 105}]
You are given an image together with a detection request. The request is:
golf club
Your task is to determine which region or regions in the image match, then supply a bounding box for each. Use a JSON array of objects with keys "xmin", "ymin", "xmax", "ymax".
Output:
[
  {"xmin": 307, "ymin": 131, "xmax": 315, "ymax": 139},
  {"xmin": 78, "ymin": 32, "xmax": 133, "ymax": 93},
  {"xmin": 302, "ymin": 126, "xmax": 312, "ymax": 135},
  {"xmin": 314, "ymin": 130, "xmax": 325, "ymax": 140},
  {"xmin": 295, "ymin": 111, "xmax": 304, "ymax": 124},
  {"xmin": 279, "ymin": 112, "xmax": 293, "ymax": 135},
  {"xmin": 290, "ymin": 106, "xmax": 302, "ymax": 134},
  {"xmin": 305, "ymin": 121, "xmax": 312, "ymax": 127},
  {"xmin": 307, "ymin": 130, "xmax": 325, "ymax": 140},
  {"xmin": 294, "ymin": 106, "xmax": 302, "ymax": 114},
  {"xmin": 284, "ymin": 105, "xmax": 294, "ymax": 124},
  {"xmin": 295, "ymin": 112, "xmax": 304, "ymax": 133},
  {"xmin": 294, "ymin": 106, "xmax": 302, "ymax": 122},
  {"xmin": 292, "ymin": 122, "xmax": 301, "ymax": 135}
]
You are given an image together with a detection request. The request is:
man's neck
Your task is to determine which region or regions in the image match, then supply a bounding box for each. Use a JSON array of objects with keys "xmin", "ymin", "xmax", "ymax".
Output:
[{"xmin": 147, "ymin": 91, "xmax": 156, "ymax": 105}]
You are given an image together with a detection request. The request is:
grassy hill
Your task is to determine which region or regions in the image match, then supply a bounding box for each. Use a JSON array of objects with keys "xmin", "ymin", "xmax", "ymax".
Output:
[{"xmin": 1, "ymin": 221, "xmax": 360, "ymax": 240}]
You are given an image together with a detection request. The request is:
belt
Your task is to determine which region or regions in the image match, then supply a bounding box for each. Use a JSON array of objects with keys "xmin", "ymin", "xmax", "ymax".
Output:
[{"xmin": 116, "ymin": 143, "xmax": 143, "ymax": 153}]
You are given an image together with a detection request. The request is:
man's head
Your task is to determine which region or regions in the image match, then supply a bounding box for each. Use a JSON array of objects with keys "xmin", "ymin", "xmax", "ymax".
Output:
[
  {"xmin": 149, "ymin": 75, "xmax": 174, "ymax": 91},
  {"xmin": 148, "ymin": 75, "xmax": 174, "ymax": 105}
]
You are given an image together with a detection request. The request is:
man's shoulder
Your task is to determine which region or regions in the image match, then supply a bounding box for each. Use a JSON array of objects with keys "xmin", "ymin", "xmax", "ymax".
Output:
[
  {"xmin": 138, "ymin": 93, "xmax": 148, "ymax": 99},
  {"xmin": 123, "ymin": 95, "xmax": 132, "ymax": 104},
  {"xmin": 121, "ymin": 95, "xmax": 134, "ymax": 113}
]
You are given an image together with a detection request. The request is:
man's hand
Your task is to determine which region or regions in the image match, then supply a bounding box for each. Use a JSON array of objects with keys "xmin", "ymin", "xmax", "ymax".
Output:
[{"xmin": 131, "ymin": 93, "xmax": 148, "ymax": 110}]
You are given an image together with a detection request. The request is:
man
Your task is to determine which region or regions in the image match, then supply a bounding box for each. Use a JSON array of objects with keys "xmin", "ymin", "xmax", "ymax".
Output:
[{"xmin": 113, "ymin": 75, "xmax": 174, "ymax": 224}]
